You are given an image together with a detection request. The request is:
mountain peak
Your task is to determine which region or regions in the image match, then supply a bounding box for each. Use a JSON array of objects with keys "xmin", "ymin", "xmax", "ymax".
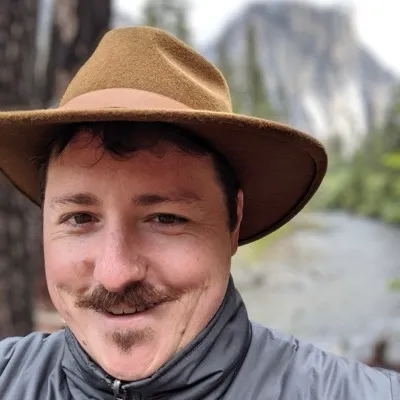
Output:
[{"xmin": 206, "ymin": 1, "xmax": 398, "ymax": 154}]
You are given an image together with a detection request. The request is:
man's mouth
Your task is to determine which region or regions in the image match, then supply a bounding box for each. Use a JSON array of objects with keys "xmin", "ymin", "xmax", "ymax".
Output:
[{"xmin": 105, "ymin": 304, "xmax": 157, "ymax": 316}]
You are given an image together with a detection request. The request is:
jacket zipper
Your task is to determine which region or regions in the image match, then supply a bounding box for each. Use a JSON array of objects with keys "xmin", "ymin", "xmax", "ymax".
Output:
[
  {"xmin": 112, "ymin": 379, "xmax": 144, "ymax": 399},
  {"xmin": 112, "ymin": 379, "xmax": 127, "ymax": 400}
]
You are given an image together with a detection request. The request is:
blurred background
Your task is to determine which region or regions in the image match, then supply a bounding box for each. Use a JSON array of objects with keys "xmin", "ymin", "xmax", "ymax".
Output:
[{"xmin": 0, "ymin": 0, "xmax": 399, "ymax": 371}]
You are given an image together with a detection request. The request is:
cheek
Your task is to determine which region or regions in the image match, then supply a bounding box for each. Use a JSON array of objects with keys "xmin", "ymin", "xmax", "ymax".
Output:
[
  {"xmin": 145, "ymin": 235, "xmax": 230, "ymax": 290},
  {"xmin": 43, "ymin": 239, "xmax": 94, "ymax": 322},
  {"xmin": 43, "ymin": 237, "xmax": 92, "ymax": 293}
]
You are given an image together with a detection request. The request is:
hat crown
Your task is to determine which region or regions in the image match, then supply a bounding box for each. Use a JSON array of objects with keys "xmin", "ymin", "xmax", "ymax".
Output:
[{"xmin": 60, "ymin": 26, "xmax": 232, "ymax": 113}]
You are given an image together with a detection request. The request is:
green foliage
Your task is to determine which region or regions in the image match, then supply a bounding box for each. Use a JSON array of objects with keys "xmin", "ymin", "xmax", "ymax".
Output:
[
  {"xmin": 388, "ymin": 279, "xmax": 400, "ymax": 291},
  {"xmin": 313, "ymin": 85, "xmax": 400, "ymax": 225},
  {"xmin": 382, "ymin": 152, "xmax": 400, "ymax": 169}
]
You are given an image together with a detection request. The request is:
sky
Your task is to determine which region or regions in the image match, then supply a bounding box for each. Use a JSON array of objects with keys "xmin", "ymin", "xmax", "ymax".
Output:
[{"xmin": 114, "ymin": 0, "xmax": 400, "ymax": 76}]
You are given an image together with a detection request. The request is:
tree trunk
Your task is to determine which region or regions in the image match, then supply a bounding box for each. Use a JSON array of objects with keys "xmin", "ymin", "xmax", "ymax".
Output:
[
  {"xmin": 44, "ymin": 0, "xmax": 111, "ymax": 105},
  {"xmin": 0, "ymin": 177, "xmax": 43, "ymax": 338},
  {"xmin": 0, "ymin": 0, "xmax": 39, "ymax": 108},
  {"xmin": 0, "ymin": 0, "xmax": 42, "ymax": 338}
]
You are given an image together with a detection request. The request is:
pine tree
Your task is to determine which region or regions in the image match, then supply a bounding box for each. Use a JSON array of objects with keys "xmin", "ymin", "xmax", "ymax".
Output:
[
  {"xmin": 382, "ymin": 86, "xmax": 400, "ymax": 152},
  {"xmin": 379, "ymin": 85, "xmax": 400, "ymax": 222},
  {"xmin": 244, "ymin": 21, "xmax": 275, "ymax": 119},
  {"xmin": 174, "ymin": 1, "xmax": 190, "ymax": 44},
  {"xmin": 143, "ymin": 1, "xmax": 159, "ymax": 27},
  {"xmin": 141, "ymin": 0, "xmax": 191, "ymax": 44},
  {"xmin": 216, "ymin": 39, "xmax": 242, "ymax": 113}
]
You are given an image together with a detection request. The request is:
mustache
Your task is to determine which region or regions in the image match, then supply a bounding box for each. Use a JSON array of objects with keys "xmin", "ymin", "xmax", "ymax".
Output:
[{"xmin": 74, "ymin": 281, "xmax": 183, "ymax": 312}]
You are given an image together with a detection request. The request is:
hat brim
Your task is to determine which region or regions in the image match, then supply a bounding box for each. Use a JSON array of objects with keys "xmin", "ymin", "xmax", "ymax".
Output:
[{"xmin": 0, "ymin": 107, "xmax": 327, "ymax": 245}]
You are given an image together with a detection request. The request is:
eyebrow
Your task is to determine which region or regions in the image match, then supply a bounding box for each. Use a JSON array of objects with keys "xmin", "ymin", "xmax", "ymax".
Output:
[
  {"xmin": 50, "ymin": 192, "xmax": 100, "ymax": 209},
  {"xmin": 49, "ymin": 191, "xmax": 201, "ymax": 209},
  {"xmin": 133, "ymin": 192, "xmax": 201, "ymax": 206}
]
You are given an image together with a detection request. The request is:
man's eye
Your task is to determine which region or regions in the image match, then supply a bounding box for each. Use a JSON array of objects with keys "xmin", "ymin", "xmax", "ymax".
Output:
[
  {"xmin": 153, "ymin": 214, "xmax": 187, "ymax": 225},
  {"xmin": 64, "ymin": 213, "xmax": 94, "ymax": 226}
]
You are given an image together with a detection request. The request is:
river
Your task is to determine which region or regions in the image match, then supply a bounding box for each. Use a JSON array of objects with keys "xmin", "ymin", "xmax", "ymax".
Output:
[{"xmin": 232, "ymin": 211, "xmax": 400, "ymax": 361}]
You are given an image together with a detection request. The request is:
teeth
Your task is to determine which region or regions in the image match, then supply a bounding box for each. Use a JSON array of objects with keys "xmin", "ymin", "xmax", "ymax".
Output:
[
  {"xmin": 107, "ymin": 307, "xmax": 137, "ymax": 315},
  {"xmin": 108, "ymin": 308, "xmax": 124, "ymax": 315},
  {"xmin": 106, "ymin": 305, "xmax": 157, "ymax": 315},
  {"xmin": 122, "ymin": 308, "xmax": 137, "ymax": 314}
]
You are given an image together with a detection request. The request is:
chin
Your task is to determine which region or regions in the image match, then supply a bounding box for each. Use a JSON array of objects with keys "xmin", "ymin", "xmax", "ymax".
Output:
[
  {"xmin": 99, "ymin": 347, "xmax": 161, "ymax": 381},
  {"xmin": 88, "ymin": 331, "xmax": 171, "ymax": 381}
]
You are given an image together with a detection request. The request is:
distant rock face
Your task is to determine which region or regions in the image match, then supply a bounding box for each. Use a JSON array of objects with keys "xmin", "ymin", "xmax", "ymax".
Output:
[{"xmin": 204, "ymin": 2, "xmax": 398, "ymax": 154}]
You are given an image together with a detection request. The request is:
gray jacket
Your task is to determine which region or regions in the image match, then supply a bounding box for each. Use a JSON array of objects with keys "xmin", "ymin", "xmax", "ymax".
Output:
[{"xmin": 1, "ymin": 280, "xmax": 399, "ymax": 399}]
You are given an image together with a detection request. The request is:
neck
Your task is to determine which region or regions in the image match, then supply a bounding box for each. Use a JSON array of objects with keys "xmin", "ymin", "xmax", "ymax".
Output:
[{"xmin": 63, "ymin": 276, "xmax": 252, "ymax": 400}]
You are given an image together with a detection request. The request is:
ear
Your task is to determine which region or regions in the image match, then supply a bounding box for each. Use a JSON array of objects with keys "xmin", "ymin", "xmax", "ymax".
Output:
[{"xmin": 231, "ymin": 189, "xmax": 244, "ymax": 256}]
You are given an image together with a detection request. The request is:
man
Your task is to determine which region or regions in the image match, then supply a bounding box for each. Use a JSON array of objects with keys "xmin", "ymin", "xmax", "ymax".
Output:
[{"xmin": 0, "ymin": 26, "xmax": 398, "ymax": 399}]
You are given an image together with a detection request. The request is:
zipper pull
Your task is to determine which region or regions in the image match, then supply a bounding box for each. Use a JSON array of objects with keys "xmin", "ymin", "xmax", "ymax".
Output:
[{"xmin": 112, "ymin": 379, "xmax": 127, "ymax": 400}]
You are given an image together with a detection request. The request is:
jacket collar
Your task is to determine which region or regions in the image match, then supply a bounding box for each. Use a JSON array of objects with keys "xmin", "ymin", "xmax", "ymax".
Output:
[{"xmin": 62, "ymin": 277, "xmax": 252, "ymax": 399}]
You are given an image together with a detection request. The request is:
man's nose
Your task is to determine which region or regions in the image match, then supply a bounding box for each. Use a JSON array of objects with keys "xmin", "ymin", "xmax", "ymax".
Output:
[{"xmin": 93, "ymin": 227, "xmax": 147, "ymax": 293}]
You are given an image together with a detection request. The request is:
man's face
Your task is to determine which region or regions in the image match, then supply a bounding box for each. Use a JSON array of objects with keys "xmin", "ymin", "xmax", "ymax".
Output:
[{"xmin": 42, "ymin": 130, "xmax": 243, "ymax": 380}]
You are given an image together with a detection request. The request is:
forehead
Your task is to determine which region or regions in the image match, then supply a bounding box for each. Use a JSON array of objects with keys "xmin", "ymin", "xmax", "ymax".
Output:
[{"xmin": 45, "ymin": 131, "xmax": 219, "ymax": 196}]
